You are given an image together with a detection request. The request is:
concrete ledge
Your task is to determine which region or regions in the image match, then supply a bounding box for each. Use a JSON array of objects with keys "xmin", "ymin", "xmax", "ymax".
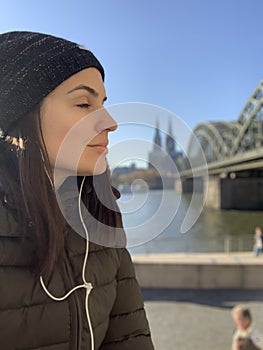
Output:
[{"xmin": 132, "ymin": 253, "xmax": 263, "ymax": 289}]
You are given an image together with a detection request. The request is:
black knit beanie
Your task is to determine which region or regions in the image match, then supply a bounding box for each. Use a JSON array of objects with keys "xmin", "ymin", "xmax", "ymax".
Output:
[{"xmin": 0, "ymin": 31, "xmax": 105, "ymax": 132}]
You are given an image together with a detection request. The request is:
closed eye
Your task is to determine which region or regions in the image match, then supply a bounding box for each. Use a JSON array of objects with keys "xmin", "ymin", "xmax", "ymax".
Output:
[{"xmin": 76, "ymin": 103, "xmax": 91, "ymax": 109}]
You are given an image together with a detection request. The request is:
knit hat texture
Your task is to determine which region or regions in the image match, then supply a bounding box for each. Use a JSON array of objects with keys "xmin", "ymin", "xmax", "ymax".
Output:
[{"xmin": 0, "ymin": 31, "xmax": 104, "ymax": 132}]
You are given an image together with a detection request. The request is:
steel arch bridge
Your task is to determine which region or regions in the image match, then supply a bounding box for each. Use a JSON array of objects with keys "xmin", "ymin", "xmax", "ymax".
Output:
[{"xmin": 187, "ymin": 80, "xmax": 263, "ymax": 166}]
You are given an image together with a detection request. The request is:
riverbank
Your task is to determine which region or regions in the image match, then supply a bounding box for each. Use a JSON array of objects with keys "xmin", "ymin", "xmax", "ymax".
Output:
[{"xmin": 132, "ymin": 252, "xmax": 263, "ymax": 289}]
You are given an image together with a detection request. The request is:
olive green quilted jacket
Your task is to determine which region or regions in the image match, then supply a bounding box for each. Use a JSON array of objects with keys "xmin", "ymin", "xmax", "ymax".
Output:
[{"xmin": 0, "ymin": 200, "xmax": 154, "ymax": 350}]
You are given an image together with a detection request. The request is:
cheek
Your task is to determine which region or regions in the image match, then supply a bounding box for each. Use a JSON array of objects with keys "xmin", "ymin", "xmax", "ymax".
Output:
[
  {"xmin": 42, "ymin": 125, "xmax": 69, "ymax": 165},
  {"xmin": 243, "ymin": 319, "xmax": 250, "ymax": 328},
  {"xmin": 41, "ymin": 109, "xmax": 101, "ymax": 169}
]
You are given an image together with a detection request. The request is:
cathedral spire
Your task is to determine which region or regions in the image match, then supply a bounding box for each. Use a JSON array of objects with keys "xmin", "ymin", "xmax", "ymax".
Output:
[
  {"xmin": 153, "ymin": 119, "xmax": 162, "ymax": 150},
  {"xmin": 166, "ymin": 119, "xmax": 176, "ymax": 154}
]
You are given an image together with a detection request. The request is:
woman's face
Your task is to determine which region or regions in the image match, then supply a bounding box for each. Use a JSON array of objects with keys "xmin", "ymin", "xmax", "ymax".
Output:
[{"xmin": 40, "ymin": 68, "xmax": 117, "ymax": 178}]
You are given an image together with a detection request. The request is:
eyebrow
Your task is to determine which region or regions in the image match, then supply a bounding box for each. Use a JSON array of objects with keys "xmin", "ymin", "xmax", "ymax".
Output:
[{"xmin": 67, "ymin": 84, "xmax": 107, "ymax": 102}]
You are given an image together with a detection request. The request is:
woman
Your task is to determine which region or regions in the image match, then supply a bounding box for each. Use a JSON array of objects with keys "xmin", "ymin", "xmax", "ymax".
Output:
[{"xmin": 0, "ymin": 31, "xmax": 154, "ymax": 350}]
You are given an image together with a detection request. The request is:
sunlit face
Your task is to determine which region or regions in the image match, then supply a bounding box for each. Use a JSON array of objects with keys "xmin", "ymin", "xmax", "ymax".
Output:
[
  {"xmin": 233, "ymin": 312, "xmax": 250, "ymax": 331},
  {"xmin": 40, "ymin": 68, "xmax": 117, "ymax": 180}
]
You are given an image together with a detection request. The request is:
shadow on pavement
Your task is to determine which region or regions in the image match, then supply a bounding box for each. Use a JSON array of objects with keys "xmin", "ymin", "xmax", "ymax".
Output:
[{"xmin": 142, "ymin": 288, "xmax": 263, "ymax": 309}]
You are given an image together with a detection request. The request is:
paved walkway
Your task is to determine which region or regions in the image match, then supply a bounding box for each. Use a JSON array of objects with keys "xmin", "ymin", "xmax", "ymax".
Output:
[
  {"xmin": 143, "ymin": 288, "xmax": 263, "ymax": 350},
  {"xmin": 134, "ymin": 253, "xmax": 263, "ymax": 348}
]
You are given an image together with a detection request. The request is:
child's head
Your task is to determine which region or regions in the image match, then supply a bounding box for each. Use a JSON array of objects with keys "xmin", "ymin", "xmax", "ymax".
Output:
[{"xmin": 232, "ymin": 305, "xmax": 252, "ymax": 331}]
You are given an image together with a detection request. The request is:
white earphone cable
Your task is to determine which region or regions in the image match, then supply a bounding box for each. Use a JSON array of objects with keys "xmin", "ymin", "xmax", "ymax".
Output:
[
  {"xmin": 40, "ymin": 176, "xmax": 94, "ymax": 350},
  {"xmin": 78, "ymin": 176, "xmax": 94, "ymax": 350}
]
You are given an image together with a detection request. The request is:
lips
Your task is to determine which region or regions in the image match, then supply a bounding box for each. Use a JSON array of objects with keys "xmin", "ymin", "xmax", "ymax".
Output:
[{"xmin": 88, "ymin": 141, "xmax": 109, "ymax": 154}]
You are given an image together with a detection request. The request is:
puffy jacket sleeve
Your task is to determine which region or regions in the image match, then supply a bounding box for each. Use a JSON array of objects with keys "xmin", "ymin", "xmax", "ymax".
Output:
[{"xmin": 100, "ymin": 248, "xmax": 154, "ymax": 349}]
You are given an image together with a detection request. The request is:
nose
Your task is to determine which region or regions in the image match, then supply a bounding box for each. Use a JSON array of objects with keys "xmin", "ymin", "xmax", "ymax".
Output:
[{"xmin": 95, "ymin": 107, "xmax": 118, "ymax": 133}]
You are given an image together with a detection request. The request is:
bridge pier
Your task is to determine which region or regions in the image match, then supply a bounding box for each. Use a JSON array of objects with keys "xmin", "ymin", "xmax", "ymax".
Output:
[
  {"xmin": 204, "ymin": 176, "xmax": 221, "ymax": 209},
  {"xmin": 175, "ymin": 177, "xmax": 204, "ymax": 194},
  {"xmin": 205, "ymin": 176, "xmax": 263, "ymax": 210}
]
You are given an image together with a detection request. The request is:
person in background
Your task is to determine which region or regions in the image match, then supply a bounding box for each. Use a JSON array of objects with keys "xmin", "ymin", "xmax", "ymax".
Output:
[
  {"xmin": 0, "ymin": 31, "xmax": 154, "ymax": 350},
  {"xmin": 253, "ymin": 226, "xmax": 263, "ymax": 257},
  {"xmin": 231, "ymin": 304, "xmax": 262, "ymax": 350}
]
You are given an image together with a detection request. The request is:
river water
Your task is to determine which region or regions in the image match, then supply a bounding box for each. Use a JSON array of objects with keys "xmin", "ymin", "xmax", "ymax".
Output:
[{"xmin": 116, "ymin": 189, "xmax": 263, "ymax": 254}]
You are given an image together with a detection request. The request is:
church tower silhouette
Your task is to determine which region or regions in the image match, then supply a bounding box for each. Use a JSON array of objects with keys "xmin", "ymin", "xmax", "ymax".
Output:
[
  {"xmin": 166, "ymin": 118, "xmax": 176, "ymax": 157},
  {"xmin": 148, "ymin": 118, "xmax": 181, "ymax": 174},
  {"xmin": 153, "ymin": 119, "xmax": 162, "ymax": 150}
]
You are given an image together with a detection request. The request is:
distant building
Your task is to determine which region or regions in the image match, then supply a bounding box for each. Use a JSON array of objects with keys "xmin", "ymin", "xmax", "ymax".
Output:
[
  {"xmin": 147, "ymin": 120, "xmax": 165, "ymax": 171},
  {"xmin": 112, "ymin": 162, "xmax": 137, "ymax": 176},
  {"xmin": 148, "ymin": 119, "xmax": 182, "ymax": 174},
  {"xmin": 112, "ymin": 120, "xmax": 182, "ymax": 190}
]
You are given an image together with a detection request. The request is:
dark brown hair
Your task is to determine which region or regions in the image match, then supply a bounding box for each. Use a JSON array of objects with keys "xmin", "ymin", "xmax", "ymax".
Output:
[{"xmin": 0, "ymin": 105, "xmax": 123, "ymax": 276}]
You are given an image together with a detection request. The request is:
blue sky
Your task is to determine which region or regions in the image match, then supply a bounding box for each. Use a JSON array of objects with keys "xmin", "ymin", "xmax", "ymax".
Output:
[{"xmin": 0, "ymin": 0, "xmax": 262, "ymax": 168}]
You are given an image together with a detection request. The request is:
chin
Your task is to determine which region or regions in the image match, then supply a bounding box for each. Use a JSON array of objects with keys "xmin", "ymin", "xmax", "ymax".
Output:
[
  {"xmin": 78, "ymin": 162, "xmax": 107, "ymax": 176},
  {"xmin": 92, "ymin": 168, "xmax": 107, "ymax": 176}
]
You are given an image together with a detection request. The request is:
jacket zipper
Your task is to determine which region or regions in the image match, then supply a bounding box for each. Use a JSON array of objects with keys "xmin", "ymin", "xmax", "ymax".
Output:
[{"xmin": 63, "ymin": 253, "xmax": 83, "ymax": 350}]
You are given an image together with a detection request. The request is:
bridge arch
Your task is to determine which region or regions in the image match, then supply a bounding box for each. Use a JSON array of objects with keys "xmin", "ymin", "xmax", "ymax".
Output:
[
  {"xmin": 188, "ymin": 80, "xmax": 263, "ymax": 165},
  {"xmin": 188, "ymin": 121, "xmax": 240, "ymax": 164},
  {"xmin": 230, "ymin": 81, "xmax": 263, "ymax": 155}
]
